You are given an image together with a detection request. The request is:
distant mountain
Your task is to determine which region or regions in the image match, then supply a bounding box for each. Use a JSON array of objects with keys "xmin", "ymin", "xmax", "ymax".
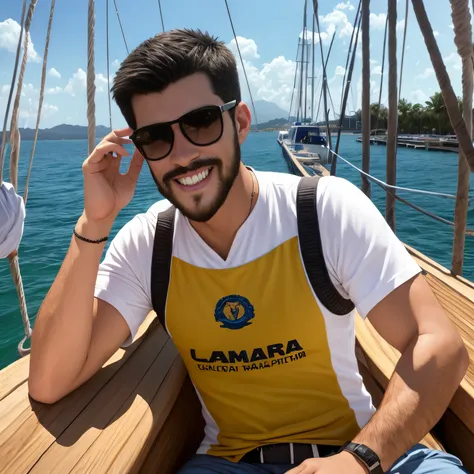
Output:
[
  {"xmin": 1, "ymin": 124, "xmax": 111, "ymax": 142},
  {"xmin": 251, "ymin": 100, "xmax": 288, "ymax": 124}
]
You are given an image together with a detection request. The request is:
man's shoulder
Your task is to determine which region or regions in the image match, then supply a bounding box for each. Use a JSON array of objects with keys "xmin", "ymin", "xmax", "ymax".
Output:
[{"xmin": 111, "ymin": 199, "xmax": 173, "ymax": 248}]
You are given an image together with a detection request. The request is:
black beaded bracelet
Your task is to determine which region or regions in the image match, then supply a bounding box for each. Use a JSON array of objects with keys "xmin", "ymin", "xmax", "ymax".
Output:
[{"xmin": 73, "ymin": 228, "xmax": 109, "ymax": 244}]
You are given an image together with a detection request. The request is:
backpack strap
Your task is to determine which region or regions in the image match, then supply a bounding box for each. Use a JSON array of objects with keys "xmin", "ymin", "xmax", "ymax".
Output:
[
  {"xmin": 296, "ymin": 176, "xmax": 355, "ymax": 315},
  {"xmin": 150, "ymin": 204, "xmax": 176, "ymax": 331}
]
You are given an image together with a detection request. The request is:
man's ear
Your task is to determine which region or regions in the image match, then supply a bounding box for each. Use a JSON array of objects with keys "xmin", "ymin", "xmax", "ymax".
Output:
[{"xmin": 234, "ymin": 101, "xmax": 252, "ymax": 144}]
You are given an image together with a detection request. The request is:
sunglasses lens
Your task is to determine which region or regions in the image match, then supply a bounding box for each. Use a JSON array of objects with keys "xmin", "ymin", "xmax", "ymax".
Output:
[
  {"xmin": 181, "ymin": 107, "xmax": 223, "ymax": 145},
  {"xmin": 134, "ymin": 124, "xmax": 173, "ymax": 160}
]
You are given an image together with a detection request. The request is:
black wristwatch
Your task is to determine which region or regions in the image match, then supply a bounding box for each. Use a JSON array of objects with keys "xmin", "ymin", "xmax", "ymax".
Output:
[{"xmin": 340, "ymin": 442, "xmax": 384, "ymax": 473}]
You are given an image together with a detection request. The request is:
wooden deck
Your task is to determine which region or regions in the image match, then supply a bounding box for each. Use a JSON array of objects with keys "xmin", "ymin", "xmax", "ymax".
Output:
[
  {"xmin": 0, "ymin": 315, "xmax": 204, "ymax": 474},
  {"xmin": 0, "ymin": 146, "xmax": 473, "ymax": 473}
]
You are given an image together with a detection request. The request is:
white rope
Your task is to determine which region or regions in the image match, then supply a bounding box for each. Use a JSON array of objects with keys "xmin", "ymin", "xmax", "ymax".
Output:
[
  {"xmin": 324, "ymin": 146, "xmax": 474, "ymax": 236},
  {"xmin": 324, "ymin": 146, "xmax": 460, "ymax": 200},
  {"xmin": 24, "ymin": 0, "xmax": 56, "ymax": 205},
  {"xmin": 8, "ymin": 251, "xmax": 31, "ymax": 357},
  {"xmin": 9, "ymin": 0, "xmax": 38, "ymax": 191},
  {"xmin": 87, "ymin": 0, "xmax": 96, "ymax": 156},
  {"xmin": 106, "ymin": 0, "xmax": 113, "ymax": 131},
  {"xmin": 0, "ymin": 0, "xmax": 27, "ymax": 184}
]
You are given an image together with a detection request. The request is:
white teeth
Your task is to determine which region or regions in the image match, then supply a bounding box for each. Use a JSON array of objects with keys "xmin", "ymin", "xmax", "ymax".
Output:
[{"xmin": 178, "ymin": 168, "xmax": 210, "ymax": 186}]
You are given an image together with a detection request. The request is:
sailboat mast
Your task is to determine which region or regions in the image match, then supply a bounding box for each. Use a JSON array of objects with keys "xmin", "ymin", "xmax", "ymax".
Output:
[
  {"xmin": 298, "ymin": 0, "xmax": 307, "ymax": 122},
  {"xmin": 311, "ymin": 14, "xmax": 315, "ymax": 121},
  {"xmin": 304, "ymin": 28, "xmax": 308, "ymax": 122},
  {"xmin": 386, "ymin": 0, "xmax": 398, "ymax": 231},
  {"xmin": 361, "ymin": 0, "xmax": 371, "ymax": 197}
]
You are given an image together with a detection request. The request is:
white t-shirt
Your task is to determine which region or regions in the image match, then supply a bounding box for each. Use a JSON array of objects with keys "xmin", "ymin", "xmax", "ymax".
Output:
[{"xmin": 94, "ymin": 170, "xmax": 421, "ymax": 459}]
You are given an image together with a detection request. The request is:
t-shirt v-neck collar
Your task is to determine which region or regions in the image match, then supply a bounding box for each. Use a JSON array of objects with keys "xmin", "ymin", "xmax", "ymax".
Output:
[{"xmin": 177, "ymin": 167, "xmax": 265, "ymax": 268}]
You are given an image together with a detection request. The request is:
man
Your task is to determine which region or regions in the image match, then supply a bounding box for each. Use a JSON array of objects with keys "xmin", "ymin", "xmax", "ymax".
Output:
[{"xmin": 29, "ymin": 29, "xmax": 469, "ymax": 474}]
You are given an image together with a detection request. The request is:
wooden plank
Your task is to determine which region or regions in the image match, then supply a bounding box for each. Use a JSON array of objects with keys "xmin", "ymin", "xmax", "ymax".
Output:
[
  {"xmin": 0, "ymin": 315, "xmax": 163, "ymax": 474},
  {"xmin": 0, "ymin": 313, "xmax": 156, "ymax": 443},
  {"xmin": 355, "ymin": 315, "xmax": 474, "ymax": 472},
  {"xmin": 0, "ymin": 355, "xmax": 29, "ymax": 402},
  {"xmin": 30, "ymin": 334, "xmax": 178, "ymax": 473},
  {"xmin": 282, "ymin": 143, "xmax": 330, "ymax": 178},
  {"xmin": 0, "ymin": 312, "xmax": 156, "ymax": 403},
  {"xmin": 138, "ymin": 378, "xmax": 205, "ymax": 474}
]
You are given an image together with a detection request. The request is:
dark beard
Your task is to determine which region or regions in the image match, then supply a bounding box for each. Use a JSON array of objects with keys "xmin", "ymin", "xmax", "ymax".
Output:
[{"xmin": 148, "ymin": 132, "xmax": 241, "ymax": 222}]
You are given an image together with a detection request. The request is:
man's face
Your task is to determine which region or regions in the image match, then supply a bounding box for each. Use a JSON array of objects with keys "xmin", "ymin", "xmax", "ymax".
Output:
[{"xmin": 132, "ymin": 73, "xmax": 244, "ymax": 222}]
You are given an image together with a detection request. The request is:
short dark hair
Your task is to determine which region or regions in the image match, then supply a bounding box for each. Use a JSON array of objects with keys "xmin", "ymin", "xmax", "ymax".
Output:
[{"xmin": 112, "ymin": 28, "xmax": 241, "ymax": 128}]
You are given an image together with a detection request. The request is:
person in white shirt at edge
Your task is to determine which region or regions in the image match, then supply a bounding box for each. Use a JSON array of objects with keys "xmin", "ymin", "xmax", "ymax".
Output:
[{"xmin": 29, "ymin": 29, "xmax": 469, "ymax": 474}]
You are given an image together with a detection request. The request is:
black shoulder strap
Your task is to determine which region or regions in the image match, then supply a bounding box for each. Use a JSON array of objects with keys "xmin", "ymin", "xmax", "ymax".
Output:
[
  {"xmin": 150, "ymin": 205, "xmax": 176, "ymax": 331},
  {"xmin": 296, "ymin": 176, "xmax": 355, "ymax": 315}
]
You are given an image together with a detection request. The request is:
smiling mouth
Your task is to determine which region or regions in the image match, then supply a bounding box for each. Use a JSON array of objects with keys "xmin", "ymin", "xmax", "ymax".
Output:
[{"xmin": 175, "ymin": 167, "xmax": 213, "ymax": 186}]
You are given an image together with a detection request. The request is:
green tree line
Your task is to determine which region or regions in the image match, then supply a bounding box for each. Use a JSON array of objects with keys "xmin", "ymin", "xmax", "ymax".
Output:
[{"xmin": 353, "ymin": 92, "xmax": 463, "ymax": 135}]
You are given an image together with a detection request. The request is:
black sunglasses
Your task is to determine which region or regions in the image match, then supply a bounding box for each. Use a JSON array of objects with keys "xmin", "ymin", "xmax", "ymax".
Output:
[{"xmin": 130, "ymin": 100, "xmax": 237, "ymax": 161}]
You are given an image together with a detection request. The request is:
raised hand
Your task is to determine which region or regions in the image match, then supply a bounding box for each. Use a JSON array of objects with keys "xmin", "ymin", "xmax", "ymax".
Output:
[{"xmin": 81, "ymin": 127, "xmax": 144, "ymax": 223}]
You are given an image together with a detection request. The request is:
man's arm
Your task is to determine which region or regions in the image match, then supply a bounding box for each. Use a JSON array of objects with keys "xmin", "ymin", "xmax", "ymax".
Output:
[
  {"xmin": 352, "ymin": 273, "xmax": 469, "ymax": 470},
  {"xmin": 29, "ymin": 215, "xmax": 131, "ymax": 404}
]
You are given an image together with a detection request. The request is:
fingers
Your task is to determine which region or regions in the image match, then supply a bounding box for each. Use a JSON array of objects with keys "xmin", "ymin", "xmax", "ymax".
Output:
[
  {"xmin": 109, "ymin": 127, "xmax": 133, "ymax": 138},
  {"xmin": 87, "ymin": 142, "xmax": 130, "ymax": 165},
  {"xmin": 126, "ymin": 148, "xmax": 145, "ymax": 182},
  {"xmin": 284, "ymin": 463, "xmax": 308, "ymax": 474}
]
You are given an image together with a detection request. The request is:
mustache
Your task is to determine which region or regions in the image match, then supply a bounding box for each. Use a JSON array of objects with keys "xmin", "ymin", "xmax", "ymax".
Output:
[{"xmin": 163, "ymin": 157, "xmax": 222, "ymax": 182}]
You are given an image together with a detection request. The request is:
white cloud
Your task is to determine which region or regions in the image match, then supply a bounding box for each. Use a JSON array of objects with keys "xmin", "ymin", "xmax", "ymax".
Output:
[
  {"xmin": 227, "ymin": 36, "xmax": 260, "ymax": 61},
  {"xmin": 449, "ymin": 23, "xmax": 454, "ymax": 29},
  {"xmin": 0, "ymin": 18, "xmax": 41, "ymax": 63},
  {"xmin": 64, "ymin": 68, "xmax": 87, "ymax": 96},
  {"xmin": 320, "ymin": 10, "xmax": 354, "ymax": 38},
  {"xmin": 444, "ymin": 52, "xmax": 462, "ymax": 71},
  {"xmin": 397, "ymin": 20, "xmax": 406, "ymax": 31},
  {"xmin": 372, "ymin": 65, "xmax": 382, "ymax": 75},
  {"xmin": 95, "ymin": 73, "xmax": 109, "ymax": 93},
  {"xmin": 335, "ymin": 1, "xmax": 355, "ymax": 11},
  {"xmin": 433, "ymin": 30, "xmax": 440, "ymax": 37},
  {"xmin": 416, "ymin": 67, "xmax": 434, "ymax": 79},
  {"xmin": 1, "ymin": 84, "xmax": 11, "ymax": 96},
  {"xmin": 370, "ymin": 59, "xmax": 378, "ymax": 65},
  {"xmin": 370, "ymin": 13, "xmax": 387, "ymax": 29},
  {"xmin": 232, "ymin": 53, "xmax": 297, "ymax": 113},
  {"xmin": 300, "ymin": 29, "xmax": 329, "ymax": 44},
  {"xmin": 112, "ymin": 59, "xmax": 120, "ymax": 68},
  {"xmin": 48, "ymin": 68, "xmax": 61, "ymax": 79},
  {"xmin": 335, "ymin": 66, "xmax": 346, "ymax": 76},
  {"xmin": 46, "ymin": 86, "xmax": 62, "ymax": 95},
  {"xmin": 63, "ymin": 69, "xmax": 110, "ymax": 96}
]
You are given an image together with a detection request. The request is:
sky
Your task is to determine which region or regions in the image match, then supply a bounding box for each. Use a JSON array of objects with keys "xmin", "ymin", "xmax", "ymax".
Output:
[{"xmin": 0, "ymin": 0, "xmax": 468, "ymax": 129}]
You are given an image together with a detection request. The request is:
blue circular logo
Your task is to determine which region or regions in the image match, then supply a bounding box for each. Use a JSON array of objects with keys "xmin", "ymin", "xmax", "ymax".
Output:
[{"xmin": 214, "ymin": 295, "xmax": 255, "ymax": 330}]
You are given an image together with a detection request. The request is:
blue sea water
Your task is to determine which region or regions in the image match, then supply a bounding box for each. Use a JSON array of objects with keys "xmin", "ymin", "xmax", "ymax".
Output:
[{"xmin": 1, "ymin": 132, "xmax": 473, "ymax": 370}]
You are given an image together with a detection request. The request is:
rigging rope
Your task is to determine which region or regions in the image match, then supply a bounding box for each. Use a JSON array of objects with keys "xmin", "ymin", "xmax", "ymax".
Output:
[
  {"xmin": 224, "ymin": 0, "xmax": 259, "ymax": 127},
  {"xmin": 325, "ymin": 146, "xmax": 474, "ymax": 236},
  {"xmin": 0, "ymin": 0, "xmax": 27, "ymax": 184},
  {"xmin": 450, "ymin": 0, "xmax": 473, "ymax": 273},
  {"xmin": 87, "ymin": 0, "xmax": 96, "ymax": 156},
  {"xmin": 398, "ymin": 0, "xmax": 409, "ymax": 98},
  {"xmin": 158, "ymin": 0, "xmax": 165, "ymax": 32},
  {"xmin": 24, "ymin": 0, "xmax": 56, "ymax": 205},
  {"xmin": 339, "ymin": 0, "xmax": 362, "ymax": 110},
  {"xmin": 375, "ymin": 14, "xmax": 388, "ymax": 133},
  {"xmin": 288, "ymin": 42, "xmax": 300, "ymax": 123},
  {"xmin": 9, "ymin": 0, "xmax": 38, "ymax": 192},
  {"xmin": 113, "ymin": 0, "xmax": 129, "ymax": 55},
  {"xmin": 106, "ymin": 0, "xmax": 113, "ymax": 131}
]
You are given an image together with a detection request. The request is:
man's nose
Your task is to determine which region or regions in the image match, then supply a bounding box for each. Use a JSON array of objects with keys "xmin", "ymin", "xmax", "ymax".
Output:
[{"xmin": 167, "ymin": 123, "xmax": 200, "ymax": 168}]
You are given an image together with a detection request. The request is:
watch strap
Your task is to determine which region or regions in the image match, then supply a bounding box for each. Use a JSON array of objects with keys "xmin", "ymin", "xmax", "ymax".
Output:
[{"xmin": 341, "ymin": 442, "xmax": 384, "ymax": 473}]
